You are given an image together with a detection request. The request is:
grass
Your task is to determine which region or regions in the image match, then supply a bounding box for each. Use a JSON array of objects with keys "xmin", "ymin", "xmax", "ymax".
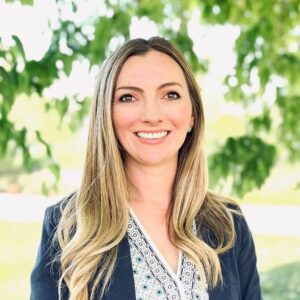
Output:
[
  {"xmin": 254, "ymin": 235, "xmax": 300, "ymax": 300},
  {"xmin": 0, "ymin": 221, "xmax": 42, "ymax": 300},
  {"xmin": 261, "ymin": 262, "xmax": 300, "ymax": 300},
  {"xmin": 1, "ymin": 221, "xmax": 300, "ymax": 300},
  {"xmin": 254, "ymin": 235, "xmax": 300, "ymax": 272}
]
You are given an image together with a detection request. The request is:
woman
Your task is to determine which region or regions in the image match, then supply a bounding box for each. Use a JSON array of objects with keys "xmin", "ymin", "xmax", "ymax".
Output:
[{"xmin": 30, "ymin": 37, "xmax": 261, "ymax": 300}]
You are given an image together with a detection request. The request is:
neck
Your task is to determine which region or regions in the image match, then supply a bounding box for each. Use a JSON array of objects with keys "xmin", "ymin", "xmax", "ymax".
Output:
[{"xmin": 125, "ymin": 158, "xmax": 177, "ymax": 217}]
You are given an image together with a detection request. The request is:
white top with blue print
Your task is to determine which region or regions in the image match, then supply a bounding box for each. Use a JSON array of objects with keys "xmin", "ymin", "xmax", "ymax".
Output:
[{"xmin": 127, "ymin": 209, "xmax": 209, "ymax": 300}]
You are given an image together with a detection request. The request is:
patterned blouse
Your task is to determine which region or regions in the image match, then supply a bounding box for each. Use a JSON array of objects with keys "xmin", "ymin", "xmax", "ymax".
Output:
[{"xmin": 127, "ymin": 209, "xmax": 209, "ymax": 300}]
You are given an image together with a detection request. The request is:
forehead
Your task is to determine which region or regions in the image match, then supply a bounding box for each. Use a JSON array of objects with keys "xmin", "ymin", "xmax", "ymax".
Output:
[{"xmin": 116, "ymin": 50, "xmax": 187, "ymax": 87}]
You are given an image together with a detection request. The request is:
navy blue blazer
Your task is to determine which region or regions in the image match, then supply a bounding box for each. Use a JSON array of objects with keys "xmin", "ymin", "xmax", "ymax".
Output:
[{"xmin": 30, "ymin": 201, "xmax": 262, "ymax": 300}]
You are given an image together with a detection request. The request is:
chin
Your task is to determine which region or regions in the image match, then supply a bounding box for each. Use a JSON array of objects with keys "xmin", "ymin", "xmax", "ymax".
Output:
[{"xmin": 136, "ymin": 154, "xmax": 178, "ymax": 167}]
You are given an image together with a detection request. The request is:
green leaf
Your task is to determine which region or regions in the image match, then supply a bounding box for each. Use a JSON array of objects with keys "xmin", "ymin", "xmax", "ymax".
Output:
[
  {"xmin": 49, "ymin": 162, "xmax": 60, "ymax": 181},
  {"xmin": 250, "ymin": 109, "xmax": 271, "ymax": 132},
  {"xmin": 35, "ymin": 130, "xmax": 52, "ymax": 158},
  {"xmin": 209, "ymin": 136, "xmax": 276, "ymax": 197},
  {"xmin": 12, "ymin": 35, "xmax": 26, "ymax": 60},
  {"xmin": 5, "ymin": 0, "xmax": 33, "ymax": 5},
  {"xmin": 41, "ymin": 181, "xmax": 49, "ymax": 196},
  {"xmin": 64, "ymin": 57, "xmax": 73, "ymax": 76},
  {"xmin": 21, "ymin": 0, "xmax": 33, "ymax": 5},
  {"xmin": 136, "ymin": 0, "xmax": 165, "ymax": 23}
]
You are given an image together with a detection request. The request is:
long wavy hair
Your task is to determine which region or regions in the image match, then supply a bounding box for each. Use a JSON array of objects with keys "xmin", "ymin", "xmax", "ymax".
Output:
[{"xmin": 54, "ymin": 37, "xmax": 239, "ymax": 299}]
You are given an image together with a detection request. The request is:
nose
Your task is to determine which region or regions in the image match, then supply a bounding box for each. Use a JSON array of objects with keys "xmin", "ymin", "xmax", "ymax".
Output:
[{"xmin": 140, "ymin": 98, "xmax": 164, "ymax": 124}]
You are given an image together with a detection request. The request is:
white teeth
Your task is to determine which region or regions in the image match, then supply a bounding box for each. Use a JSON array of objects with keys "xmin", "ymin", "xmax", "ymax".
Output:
[{"xmin": 136, "ymin": 131, "xmax": 168, "ymax": 139}]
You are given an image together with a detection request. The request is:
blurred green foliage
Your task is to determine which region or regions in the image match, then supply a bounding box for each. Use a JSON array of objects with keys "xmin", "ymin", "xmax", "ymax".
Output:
[
  {"xmin": 209, "ymin": 136, "xmax": 276, "ymax": 195},
  {"xmin": 261, "ymin": 262, "xmax": 300, "ymax": 300},
  {"xmin": 1, "ymin": 0, "xmax": 299, "ymax": 196}
]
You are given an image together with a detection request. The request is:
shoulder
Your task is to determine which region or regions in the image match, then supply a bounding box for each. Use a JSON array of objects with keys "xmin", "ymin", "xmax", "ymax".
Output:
[
  {"xmin": 30, "ymin": 194, "xmax": 76, "ymax": 300},
  {"xmin": 43, "ymin": 191, "xmax": 76, "ymax": 237},
  {"xmin": 196, "ymin": 192, "xmax": 242, "ymax": 249},
  {"xmin": 198, "ymin": 203, "xmax": 252, "ymax": 247},
  {"xmin": 231, "ymin": 208, "xmax": 258, "ymax": 264},
  {"xmin": 232, "ymin": 209, "xmax": 252, "ymax": 243}
]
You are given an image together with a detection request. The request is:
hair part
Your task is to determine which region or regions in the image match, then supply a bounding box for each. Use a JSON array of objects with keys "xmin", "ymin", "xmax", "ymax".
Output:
[{"xmin": 54, "ymin": 37, "xmax": 240, "ymax": 299}]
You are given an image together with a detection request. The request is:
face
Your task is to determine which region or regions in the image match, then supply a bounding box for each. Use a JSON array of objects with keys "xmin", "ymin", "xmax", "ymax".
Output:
[{"xmin": 112, "ymin": 50, "xmax": 194, "ymax": 168}]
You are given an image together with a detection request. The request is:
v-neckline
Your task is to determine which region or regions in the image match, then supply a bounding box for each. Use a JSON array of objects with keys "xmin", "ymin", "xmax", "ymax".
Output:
[{"xmin": 129, "ymin": 207, "xmax": 182, "ymax": 276}]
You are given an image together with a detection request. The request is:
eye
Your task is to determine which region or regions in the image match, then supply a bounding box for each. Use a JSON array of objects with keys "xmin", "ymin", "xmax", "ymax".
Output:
[
  {"xmin": 119, "ymin": 94, "xmax": 135, "ymax": 102},
  {"xmin": 166, "ymin": 91, "xmax": 180, "ymax": 100}
]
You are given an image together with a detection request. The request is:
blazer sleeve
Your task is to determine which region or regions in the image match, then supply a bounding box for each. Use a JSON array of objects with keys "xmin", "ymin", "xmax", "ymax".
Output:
[
  {"xmin": 30, "ymin": 206, "xmax": 64, "ymax": 300},
  {"xmin": 235, "ymin": 214, "xmax": 262, "ymax": 300}
]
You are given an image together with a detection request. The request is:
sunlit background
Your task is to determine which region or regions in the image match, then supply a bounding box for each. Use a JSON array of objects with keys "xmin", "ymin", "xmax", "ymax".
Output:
[{"xmin": 0, "ymin": 0, "xmax": 299, "ymax": 299}]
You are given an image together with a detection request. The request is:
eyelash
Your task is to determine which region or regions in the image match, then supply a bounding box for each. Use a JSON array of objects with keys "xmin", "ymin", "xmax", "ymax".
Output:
[
  {"xmin": 117, "ymin": 91, "xmax": 181, "ymax": 103},
  {"xmin": 165, "ymin": 91, "xmax": 180, "ymax": 100},
  {"xmin": 119, "ymin": 94, "xmax": 134, "ymax": 102}
]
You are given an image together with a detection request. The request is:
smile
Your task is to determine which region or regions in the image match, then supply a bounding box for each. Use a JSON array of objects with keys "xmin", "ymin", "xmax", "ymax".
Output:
[{"xmin": 135, "ymin": 131, "xmax": 169, "ymax": 139}]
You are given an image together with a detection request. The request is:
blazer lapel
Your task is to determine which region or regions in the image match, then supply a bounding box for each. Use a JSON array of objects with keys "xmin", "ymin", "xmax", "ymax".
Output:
[{"xmin": 103, "ymin": 235, "xmax": 136, "ymax": 300}]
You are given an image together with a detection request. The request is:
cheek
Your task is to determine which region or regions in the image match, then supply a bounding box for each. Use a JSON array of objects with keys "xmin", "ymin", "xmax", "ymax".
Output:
[
  {"xmin": 112, "ymin": 108, "xmax": 136, "ymax": 136},
  {"xmin": 168, "ymin": 104, "xmax": 193, "ymax": 127}
]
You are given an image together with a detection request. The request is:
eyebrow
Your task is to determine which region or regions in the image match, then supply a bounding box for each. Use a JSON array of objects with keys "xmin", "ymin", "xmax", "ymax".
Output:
[{"xmin": 115, "ymin": 82, "xmax": 183, "ymax": 92}]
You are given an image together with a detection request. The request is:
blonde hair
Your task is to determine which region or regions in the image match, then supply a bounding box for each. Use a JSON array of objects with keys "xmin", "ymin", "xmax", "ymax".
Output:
[{"xmin": 54, "ymin": 37, "xmax": 239, "ymax": 299}]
